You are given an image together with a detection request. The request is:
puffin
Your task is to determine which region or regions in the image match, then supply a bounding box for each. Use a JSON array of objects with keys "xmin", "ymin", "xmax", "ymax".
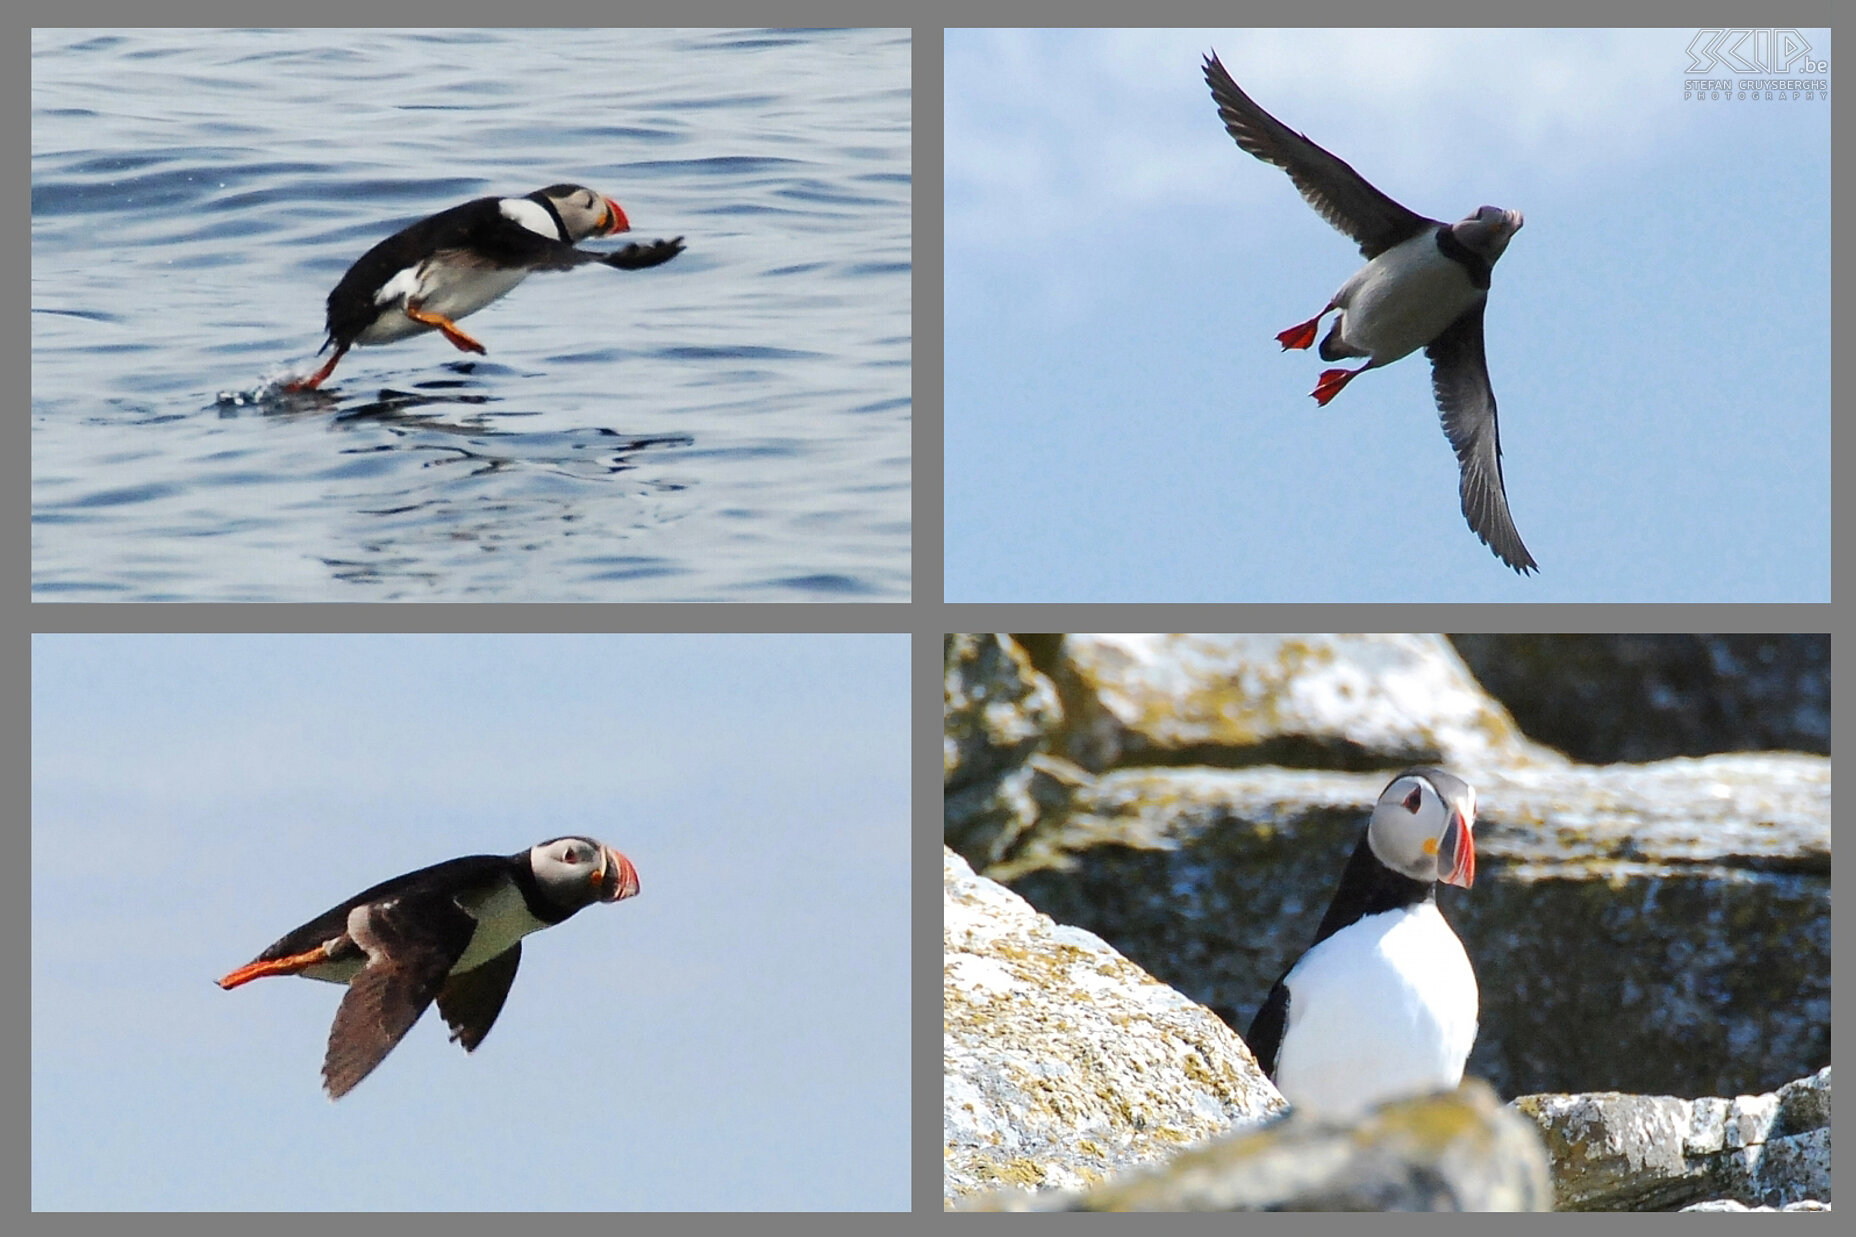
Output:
[
  {"xmin": 284, "ymin": 183, "xmax": 684, "ymax": 391},
  {"xmin": 1246, "ymin": 769, "xmax": 1479, "ymax": 1120},
  {"xmin": 1203, "ymin": 53, "xmax": 1537, "ymax": 574},
  {"xmin": 218, "ymin": 836, "xmax": 640, "ymax": 1098}
]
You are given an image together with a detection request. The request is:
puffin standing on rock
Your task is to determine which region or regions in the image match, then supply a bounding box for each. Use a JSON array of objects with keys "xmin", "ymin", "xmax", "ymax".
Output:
[
  {"xmin": 285, "ymin": 183, "xmax": 684, "ymax": 392},
  {"xmin": 1204, "ymin": 53, "xmax": 1537, "ymax": 574},
  {"xmin": 1246, "ymin": 769, "xmax": 1480, "ymax": 1119},
  {"xmin": 218, "ymin": 837, "xmax": 641, "ymax": 1098}
]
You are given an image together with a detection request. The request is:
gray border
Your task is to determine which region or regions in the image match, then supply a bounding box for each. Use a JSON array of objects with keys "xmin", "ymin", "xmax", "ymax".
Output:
[
  {"xmin": 32, "ymin": 602, "xmax": 918, "ymax": 637},
  {"xmin": 915, "ymin": 632, "xmax": 947, "ymax": 1214},
  {"xmin": 909, "ymin": 31, "xmax": 945, "ymax": 1221},
  {"xmin": 21, "ymin": 7, "xmax": 1846, "ymax": 1228},
  {"xmin": 916, "ymin": 25, "xmax": 942, "ymax": 627},
  {"xmin": 942, "ymin": 603, "xmax": 1834, "ymax": 635}
]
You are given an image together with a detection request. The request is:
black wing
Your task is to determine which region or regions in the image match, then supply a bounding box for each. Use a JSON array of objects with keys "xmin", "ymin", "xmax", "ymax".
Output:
[
  {"xmin": 1246, "ymin": 976, "xmax": 1292, "ymax": 1080},
  {"xmin": 452, "ymin": 234, "xmax": 687, "ymax": 275},
  {"xmin": 321, "ymin": 892, "xmax": 477, "ymax": 1098},
  {"xmin": 435, "ymin": 943, "xmax": 523, "ymax": 1053},
  {"xmin": 1426, "ymin": 307, "xmax": 1538, "ymax": 574},
  {"xmin": 595, "ymin": 236, "xmax": 685, "ymax": 270},
  {"xmin": 1204, "ymin": 52, "xmax": 1431, "ymax": 260}
]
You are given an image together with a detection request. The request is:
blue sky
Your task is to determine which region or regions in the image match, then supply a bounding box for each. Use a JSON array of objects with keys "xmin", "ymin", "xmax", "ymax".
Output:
[
  {"xmin": 946, "ymin": 29, "xmax": 1830, "ymax": 601},
  {"xmin": 32, "ymin": 634, "xmax": 909, "ymax": 1211}
]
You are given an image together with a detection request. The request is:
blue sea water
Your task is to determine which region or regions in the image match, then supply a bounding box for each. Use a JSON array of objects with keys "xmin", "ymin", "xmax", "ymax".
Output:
[{"xmin": 32, "ymin": 28, "xmax": 912, "ymax": 602}]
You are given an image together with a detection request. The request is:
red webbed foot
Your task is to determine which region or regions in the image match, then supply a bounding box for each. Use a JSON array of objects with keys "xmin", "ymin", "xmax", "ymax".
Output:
[
  {"xmin": 1276, "ymin": 303, "xmax": 1334, "ymax": 351},
  {"xmin": 1311, "ymin": 367, "xmax": 1364, "ymax": 406}
]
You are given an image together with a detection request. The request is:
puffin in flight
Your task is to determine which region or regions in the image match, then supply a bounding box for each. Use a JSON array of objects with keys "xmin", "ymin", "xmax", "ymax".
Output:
[
  {"xmin": 1246, "ymin": 769, "xmax": 1479, "ymax": 1119},
  {"xmin": 285, "ymin": 183, "xmax": 684, "ymax": 391},
  {"xmin": 1204, "ymin": 53, "xmax": 1537, "ymax": 574},
  {"xmin": 218, "ymin": 836, "xmax": 640, "ymax": 1098}
]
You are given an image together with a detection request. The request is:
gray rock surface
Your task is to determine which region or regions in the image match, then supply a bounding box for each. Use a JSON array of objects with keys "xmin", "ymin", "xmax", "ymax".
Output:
[
  {"xmin": 1044, "ymin": 632, "xmax": 1552, "ymax": 772},
  {"xmin": 1514, "ymin": 1067, "xmax": 1831, "ymax": 1211},
  {"xmin": 944, "ymin": 633, "xmax": 1063, "ymax": 865},
  {"xmin": 962, "ymin": 1080, "xmax": 1553, "ymax": 1212},
  {"xmin": 1449, "ymin": 635, "xmax": 1830, "ymax": 764},
  {"xmin": 942, "ymin": 847, "xmax": 1282, "ymax": 1206}
]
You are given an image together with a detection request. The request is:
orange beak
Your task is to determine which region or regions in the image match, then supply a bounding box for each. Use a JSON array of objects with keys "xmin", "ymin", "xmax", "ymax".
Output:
[
  {"xmin": 1438, "ymin": 809, "xmax": 1476, "ymax": 888},
  {"xmin": 597, "ymin": 845, "xmax": 641, "ymax": 901},
  {"xmin": 602, "ymin": 196, "xmax": 632, "ymax": 236}
]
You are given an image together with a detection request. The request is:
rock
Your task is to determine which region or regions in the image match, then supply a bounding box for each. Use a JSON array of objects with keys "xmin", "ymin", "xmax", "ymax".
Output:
[
  {"xmin": 1036, "ymin": 632, "xmax": 1549, "ymax": 776},
  {"xmin": 943, "ymin": 633, "xmax": 1063, "ymax": 865},
  {"xmin": 942, "ymin": 848, "xmax": 1281, "ymax": 1207},
  {"xmin": 1449, "ymin": 635, "xmax": 1830, "ymax": 764},
  {"xmin": 963, "ymin": 1079, "xmax": 1552, "ymax": 1211},
  {"xmin": 1513, "ymin": 1067, "xmax": 1831, "ymax": 1210}
]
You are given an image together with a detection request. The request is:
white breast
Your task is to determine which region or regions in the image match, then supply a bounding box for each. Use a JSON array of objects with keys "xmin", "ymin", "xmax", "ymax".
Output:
[
  {"xmin": 355, "ymin": 260, "xmax": 536, "ymax": 346},
  {"xmin": 1327, "ymin": 231, "xmax": 1482, "ymax": 365},
  {"xmin": 1271, "ymin": 902, "xmax": 1478, "ymax": 1118},
  {"xmin": 451, "ymin": 879, "xmax": 549, "ymax": 973}
]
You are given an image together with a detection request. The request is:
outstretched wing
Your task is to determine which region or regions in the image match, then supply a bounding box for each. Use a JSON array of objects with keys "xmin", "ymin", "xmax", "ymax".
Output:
[
  {"xmin": 1427, "ymin": 307, "xmax": 1538, "ymax": 574},
  {"xmin": 508, "ymin": 235, "xmax": 687, "ymax": 274},
  {"xmin": 1204, "ymin": 53, "xmax": 1430, "ymax": 259},
  {"xmin": 435, "ymin": 943, "xmax": 523, "ymax": 1053},
  {"xmin": 321, "ymin": 892, "xmax": 476, "ymax": 1098}
]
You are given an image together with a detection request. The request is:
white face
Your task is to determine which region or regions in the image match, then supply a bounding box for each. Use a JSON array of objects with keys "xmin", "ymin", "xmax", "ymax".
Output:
[
  {"xmin": 1367, "ymin": 771, "xmax": 1477, "ymax": 887},
  {"xmin": 553, "ymin": 187, "xmax": 608, "ymax": 237},
  {"xmin": 552, "ymin": 186, "xmax": 627, "ymax": 242},
  {"xmin": 529, "ymin": 836, "xmax": 642, "ymax": 909}
]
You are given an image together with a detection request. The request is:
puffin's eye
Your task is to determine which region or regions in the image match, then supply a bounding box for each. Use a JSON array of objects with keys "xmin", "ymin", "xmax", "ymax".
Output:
[
  {"xmin": 1403, "ymin": 786, "xmax": 1423, "ymax": 813},
  {"xmin": 563, "ymin": 846, "xmax": 580, "ymax": 863}
]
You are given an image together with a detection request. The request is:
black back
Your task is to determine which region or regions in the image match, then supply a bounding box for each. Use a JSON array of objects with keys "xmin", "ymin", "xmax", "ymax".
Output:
[
  {"xmin": 251, "ymin": 852, "xmax": 522, "ymax": 963},
  {"xmin": 322, "ymin": 198, "xmax": 609, "ymax": 348}
]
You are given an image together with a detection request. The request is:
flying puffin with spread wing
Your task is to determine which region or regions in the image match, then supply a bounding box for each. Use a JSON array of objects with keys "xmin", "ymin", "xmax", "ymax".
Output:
[
  {"xmin": 218, "ymin": 836, "xmax": 640, "ymax": 1098},
  {"xmin": 1205, "ymin": 53, "xmax": 1537, "ymax": 573},
  {"xmin": 285, "ymin": 183, "xmax": 683, "ymax": 391}
]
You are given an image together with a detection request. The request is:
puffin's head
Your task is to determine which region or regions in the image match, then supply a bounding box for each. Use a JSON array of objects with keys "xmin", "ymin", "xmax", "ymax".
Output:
[
  {"xmin": 1450, "ymin": 206, "xmax": 1523, "ymax": 265},
  {"xmin": 529, "ymin": 836, "xmax": 642, "ymax": 911},
  {"xmin": 534, "ymin": 184, "xmax": 633, "ymax": 242},
  {"xmin": 1367, "ymin": 769, "xmax": 1476, "ymax": 888}
]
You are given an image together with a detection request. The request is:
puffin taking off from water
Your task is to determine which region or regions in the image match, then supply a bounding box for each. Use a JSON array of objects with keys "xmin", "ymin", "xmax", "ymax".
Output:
[
  {"xmin": 1204, "ymin": 53, "xmax": 1537, "ymax": 574},
  {"xmin": 218, "ymin": 836, "xmax": 640, "ymax": 1098},
  {"xmin": 285, "ymin": 184, "xmax": 684, "ymax": 392},
  {"xmin": 1246, "ymin": 769, "xmax": 1479, "ymax": 1119}
]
